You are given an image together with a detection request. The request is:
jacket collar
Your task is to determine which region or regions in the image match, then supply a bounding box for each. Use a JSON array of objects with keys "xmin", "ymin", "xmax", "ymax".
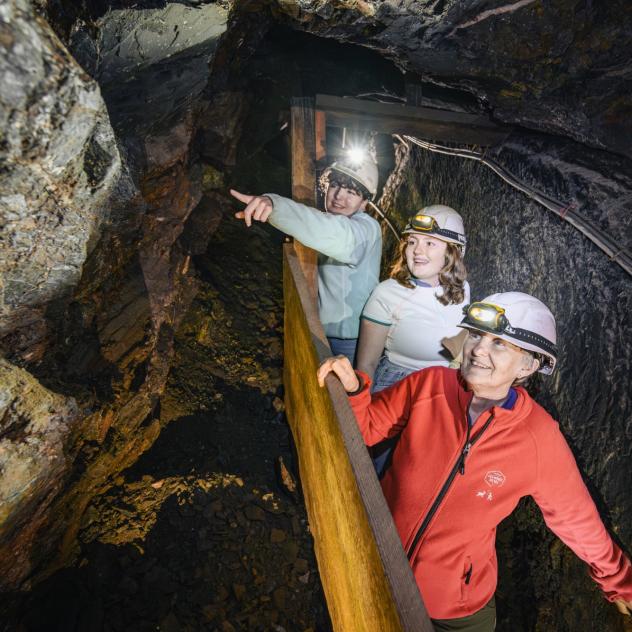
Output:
[{"xmin": 454, "ymin": 371, "xmax": 534, "ymax": 427}]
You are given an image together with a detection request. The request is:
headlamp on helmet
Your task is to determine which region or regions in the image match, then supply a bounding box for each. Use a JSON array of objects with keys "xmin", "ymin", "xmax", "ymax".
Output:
[
  {"xmin": 459, "ymin": 299, "xmax": 558, "ymax": 374},
  {"xmin": 402, "ymin": 206, "xmax": 467, "ymax": 249}
]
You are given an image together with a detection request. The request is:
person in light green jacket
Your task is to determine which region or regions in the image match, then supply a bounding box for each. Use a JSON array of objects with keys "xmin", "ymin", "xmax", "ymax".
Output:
[{"xmin": 231, "ymin": 156, "xmax": 382, "ymax": 364}]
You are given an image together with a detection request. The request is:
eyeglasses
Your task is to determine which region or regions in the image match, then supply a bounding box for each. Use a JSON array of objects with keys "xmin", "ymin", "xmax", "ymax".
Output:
[{"xmin": 465, "ymin": 302, "xmax": 509, "ymax": 333}]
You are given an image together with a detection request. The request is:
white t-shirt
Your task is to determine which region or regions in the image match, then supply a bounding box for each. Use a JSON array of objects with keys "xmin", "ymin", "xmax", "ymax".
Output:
[{"xmin": 362, "ymin": 278, "xmax": 471, "ymax": 371}]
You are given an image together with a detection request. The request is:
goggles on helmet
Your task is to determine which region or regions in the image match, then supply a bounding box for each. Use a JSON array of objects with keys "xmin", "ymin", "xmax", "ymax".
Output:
[
  {"xmin": 411, "ymin": 213, "xmax": 439, "ymax": 232},
  {"xmin": 461, "ymin": 302, "xmax": 557, "ymax": 363},
  {"xmin": 404, "ymin": 212, "xmax": 466, "ymax": 246}
]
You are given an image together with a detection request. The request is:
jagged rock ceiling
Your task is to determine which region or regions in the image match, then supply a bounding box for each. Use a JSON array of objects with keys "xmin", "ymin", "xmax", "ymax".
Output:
[
  {"xmin": 1, "ymin": 1, "xmax": 631, "ymax": 630},
  {"xmin": 265, "ymin": 0, "xmax": 632, "ymax": 158}
]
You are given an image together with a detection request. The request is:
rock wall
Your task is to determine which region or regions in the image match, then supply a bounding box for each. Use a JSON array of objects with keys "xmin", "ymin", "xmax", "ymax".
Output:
[
  {"xmin": 0, "ymin": 0, "xmax": 228, "ymax": 590},
  {"xmin": 383, "ymin": 131, "xmax": 632, "ymax": 631},
  {"xmin": 0, "ymin": 0, "xmax": 121, "ymax": 342}
]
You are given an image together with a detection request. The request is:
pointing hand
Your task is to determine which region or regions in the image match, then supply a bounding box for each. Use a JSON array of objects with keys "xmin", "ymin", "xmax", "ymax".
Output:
[{"xmin": 230, "ymin": 189, "xmax": 273, "ymax": 227}]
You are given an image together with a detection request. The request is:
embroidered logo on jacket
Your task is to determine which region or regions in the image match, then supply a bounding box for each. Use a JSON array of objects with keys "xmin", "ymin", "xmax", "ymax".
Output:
[
  {"xmin": 476, "ymin": 490, "xmax": 493, "ymax": 501},
  {"xmin": 484, "ymin": 470, "xmax": 506, "ymax": 487}
]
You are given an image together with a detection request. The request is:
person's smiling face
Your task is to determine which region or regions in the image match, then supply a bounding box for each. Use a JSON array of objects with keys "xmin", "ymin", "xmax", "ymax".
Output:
[
  {"xmin": 460, "ymin": 330, "xmax": 538, "ymax": 397},
  {"xmin": 405, "ymin": 233, "xmax": 448, "ymax": 286},
  {"xmin": 325, "ymin": 181, "xmax": 366, "ymax": 216}
]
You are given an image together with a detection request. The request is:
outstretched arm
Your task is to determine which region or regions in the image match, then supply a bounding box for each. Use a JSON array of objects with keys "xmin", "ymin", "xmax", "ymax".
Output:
[
  {"xmin": 531, "ymin": 423, "xmax": 632, "ymax": 613},
  {"xmin": 232, "ymin": 189, "xmax": 379, "ymax": 264}
]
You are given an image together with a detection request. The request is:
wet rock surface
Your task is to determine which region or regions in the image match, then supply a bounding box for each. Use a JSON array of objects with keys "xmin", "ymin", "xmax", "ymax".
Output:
[{"xmin": 1, "ymin": 208, "xmax": 328, "ymax": 631}]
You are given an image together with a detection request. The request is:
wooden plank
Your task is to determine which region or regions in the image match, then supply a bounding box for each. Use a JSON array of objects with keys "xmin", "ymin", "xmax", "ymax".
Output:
[
  {"xmin": 290, "ymin": 98, "xmax": 319, "ymax": 303},
  {"xmin": 315, "ymin": 93, "xmax": 510, "ymax": 146},
  {"xmin": 283, "ymin": 243, "xmax": 433, "ymax": 632},
  {"xmin": 315, "ymin": 110, "xmax": 327, "ymax": 161}
]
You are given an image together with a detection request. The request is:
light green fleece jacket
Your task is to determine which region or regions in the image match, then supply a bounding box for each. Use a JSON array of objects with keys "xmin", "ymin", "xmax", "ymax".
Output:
[{"xmin": 267, "ymin": 194, "xmax": 382, "ymax": 339}]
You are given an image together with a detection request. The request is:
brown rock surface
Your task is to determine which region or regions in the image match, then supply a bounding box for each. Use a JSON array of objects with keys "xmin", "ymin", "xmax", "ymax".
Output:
[{"xmin": 0, "ymin": 359, "xmax": 79, "ymax": 586}]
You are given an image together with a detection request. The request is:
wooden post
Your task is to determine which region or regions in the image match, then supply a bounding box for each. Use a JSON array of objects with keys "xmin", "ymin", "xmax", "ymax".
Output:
[
  {"xmin": 315, "ymin": 110, "xmax": 327, "ymax": 161},
  {"xmin": 290, "ymin": 98, "xmax": 320, "ymax": 305}
]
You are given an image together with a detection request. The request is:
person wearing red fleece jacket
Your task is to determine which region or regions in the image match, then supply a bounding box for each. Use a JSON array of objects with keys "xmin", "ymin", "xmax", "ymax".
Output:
[{"xmin": 318, "ymin": 292, "xmax": 632, "ymax": 631}]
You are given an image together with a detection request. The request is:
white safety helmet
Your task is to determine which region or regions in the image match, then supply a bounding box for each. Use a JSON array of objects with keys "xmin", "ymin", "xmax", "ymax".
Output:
[
  {"xmin": 458, "ymin": 291, "xmax": 558, "ymax": 374},
  {"xmin": 326, "ymin": 156, "xmax": 379, "ymax": 199},
  {"xmin": 402, "ymin": 205, "xmax": 467, "ymax": 251}
]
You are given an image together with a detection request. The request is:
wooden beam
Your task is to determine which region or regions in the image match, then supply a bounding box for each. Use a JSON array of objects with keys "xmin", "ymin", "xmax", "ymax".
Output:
[
  {"xmin": 315, "ymin": 93, "xmax": 510, "ymax": 146},
  {"xmin": 283, "ymin": 243, "xmax": 433, "ymax": 632},
  {"xmin": 315, "ymin": 110, "xmax": 327, "ymax": 161},
  {"xmin": 290, "ymin": 98, "xmax": 319, "ymax": 303}
]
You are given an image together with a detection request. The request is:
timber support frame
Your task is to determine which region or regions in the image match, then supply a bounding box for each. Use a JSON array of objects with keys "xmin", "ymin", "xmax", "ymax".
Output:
[{"xmin": 283, "ymin": 97, "xmax": 436, "ymax": 631}]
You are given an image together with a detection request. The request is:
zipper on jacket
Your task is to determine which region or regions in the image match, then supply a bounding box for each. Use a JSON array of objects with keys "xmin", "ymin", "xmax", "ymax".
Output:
[
  {"xmin": 464, "ymin": 563, "xmax": 473, "ymax": 585},
  {"xmin": 406, "ymin": 411, "xmax": 495, "ymax": 561}
]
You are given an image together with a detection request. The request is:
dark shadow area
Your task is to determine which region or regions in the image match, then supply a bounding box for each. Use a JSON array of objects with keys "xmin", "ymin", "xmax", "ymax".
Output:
[
  {"xmin": 11, "ymin": 481, "xmax": 328, "ymax": 632},
  {"xmin": 125, "ymin": 380, "xmax": 289, "ymax": 487}
]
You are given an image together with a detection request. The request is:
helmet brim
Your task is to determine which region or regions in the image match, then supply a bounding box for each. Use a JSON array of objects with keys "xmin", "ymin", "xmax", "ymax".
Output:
[
  {"xmin": 457, "ymin": 323, "xmax": 556, "ymax": 375},
  {"xmin": 327, "ymin": 164, "xmax": 376, "ymax": 199},
  {"xmin": 401, "ymin": 227, "xmax": 466, "ymax": 249}
]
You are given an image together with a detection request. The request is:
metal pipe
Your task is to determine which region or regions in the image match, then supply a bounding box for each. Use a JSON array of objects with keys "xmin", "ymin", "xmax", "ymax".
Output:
[{"xmin": 400, "ymin": 135, "xmax": 632, "ymax": 277}]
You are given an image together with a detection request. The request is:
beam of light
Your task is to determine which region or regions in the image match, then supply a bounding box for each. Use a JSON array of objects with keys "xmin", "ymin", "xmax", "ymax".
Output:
[{"xmin": 346, "ymin": 147, "xmax": 366, "ymax": 165}]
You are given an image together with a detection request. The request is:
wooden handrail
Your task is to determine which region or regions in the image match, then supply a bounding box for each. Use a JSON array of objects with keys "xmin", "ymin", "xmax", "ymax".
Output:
[{"xmin": 283, "ymin": 242, "xmax": 433, "ymax": 631}]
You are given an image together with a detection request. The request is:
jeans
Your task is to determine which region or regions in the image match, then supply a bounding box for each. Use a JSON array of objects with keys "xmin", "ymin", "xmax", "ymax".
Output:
[
  {"xmin": 327, "ymin": 337, "xmax": 358, "ymax": 366},
  {"xmin": 371, "ymin": 357, "xmax": 415, "ymax": 477},
  {"xmin": 372, "ymin": 356, "xmax": 414, "ymax": 393}
]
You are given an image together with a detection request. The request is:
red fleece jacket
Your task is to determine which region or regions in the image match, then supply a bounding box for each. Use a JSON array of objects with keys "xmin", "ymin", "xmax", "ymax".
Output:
[{"xmin": 349, "ymin": 366, "xmax": 632, "ymax": 620}]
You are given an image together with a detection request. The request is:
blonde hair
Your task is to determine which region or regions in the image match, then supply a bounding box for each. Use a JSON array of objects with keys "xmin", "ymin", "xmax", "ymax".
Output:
[{"xmin": 389, "ymin": 239, "xmax": 467, "ymax": 306}]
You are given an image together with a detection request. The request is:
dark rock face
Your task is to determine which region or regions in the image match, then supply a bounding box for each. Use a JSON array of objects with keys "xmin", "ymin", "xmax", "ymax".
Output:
[
  {"xmin": 383, "ymin": 130, "xmax": 632, "ymax": 630},
  {"xmin": 269, "ymin": 0, "xmax": 632, "ymax": 159},
  {"xmin": 69, "ymin": 2, "xmax": 227, "ymax": 138}
]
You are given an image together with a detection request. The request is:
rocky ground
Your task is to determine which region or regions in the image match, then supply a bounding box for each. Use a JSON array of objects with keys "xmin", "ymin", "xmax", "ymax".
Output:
[{"xmin": 2, "ymin": 209, "xmax": 329, "ymax": 631}]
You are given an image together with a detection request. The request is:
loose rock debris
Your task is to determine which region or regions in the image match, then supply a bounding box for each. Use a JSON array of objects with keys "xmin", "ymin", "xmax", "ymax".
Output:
[
  {"xmin": 70, "ymin": 472, "xmax": 323, "ymax": 631},
  {"xmin": 6, "ymin": 196, "xmax": 329, "ymax": 631}
]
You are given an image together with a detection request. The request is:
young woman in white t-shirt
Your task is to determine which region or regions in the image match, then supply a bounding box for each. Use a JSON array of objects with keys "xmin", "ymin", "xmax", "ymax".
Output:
[{"xmin": 356, "ymin": 205, "xmax": 469, "ymax": 475}]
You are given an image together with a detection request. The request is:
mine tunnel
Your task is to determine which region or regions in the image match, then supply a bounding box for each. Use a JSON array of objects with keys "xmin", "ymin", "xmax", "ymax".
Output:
[{"xmin": 1, "ymin": 1, "xmax": 632, "ymax": 631}]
